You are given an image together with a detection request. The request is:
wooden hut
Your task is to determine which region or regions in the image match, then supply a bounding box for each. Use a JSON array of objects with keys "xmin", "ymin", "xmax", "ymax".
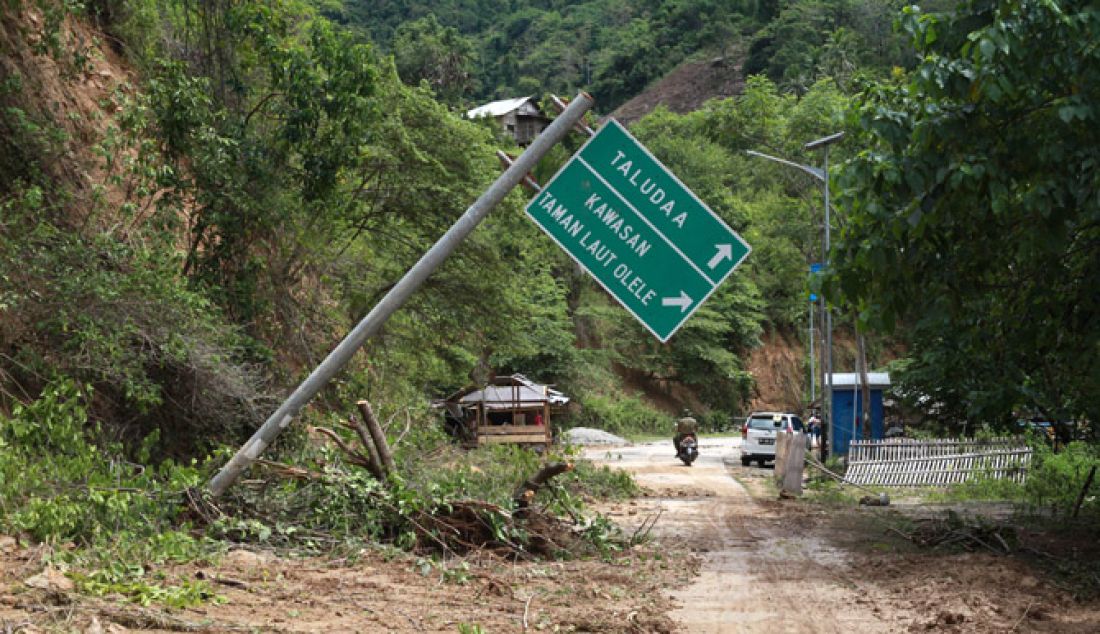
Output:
[
  {"xmin": 436, "ymin": 374, "xmax": 569, "ymax": 449},
  {"xmin": 465, "ymin": 96, "xmax": 550, "ymax": 146}
]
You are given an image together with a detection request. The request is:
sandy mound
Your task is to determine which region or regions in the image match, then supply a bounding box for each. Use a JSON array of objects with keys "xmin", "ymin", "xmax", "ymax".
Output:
[{"xmin": 565, "ymin": 427, "xmax": 629, "ymax": 445}]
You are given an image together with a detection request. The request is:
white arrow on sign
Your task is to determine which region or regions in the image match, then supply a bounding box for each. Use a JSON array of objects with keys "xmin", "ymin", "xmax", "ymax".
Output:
[
  {"xmin": 662, "ymin": 291, "xmax": 693, "ymax": 313},
  {"xmin": 707, "ymin": 244, "xmax": 733, "ymax": 269}
]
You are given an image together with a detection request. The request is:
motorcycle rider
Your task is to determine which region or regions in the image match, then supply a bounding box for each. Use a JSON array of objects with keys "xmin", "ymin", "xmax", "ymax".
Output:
[{"xmin": 674, "ymin": 409, "xmax": 698, "ymax": 457}]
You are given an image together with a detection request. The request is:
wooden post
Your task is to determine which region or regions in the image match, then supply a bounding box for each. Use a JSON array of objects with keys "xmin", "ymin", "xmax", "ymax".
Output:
[{"xmin": 357, "ymin": 400, "xmax": 397, "ymax": 477}]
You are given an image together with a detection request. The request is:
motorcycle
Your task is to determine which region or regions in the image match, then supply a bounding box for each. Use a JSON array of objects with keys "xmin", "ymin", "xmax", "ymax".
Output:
[{"xmin": 676, "ymin": 433, "xmax": 699, "ymax": 466}]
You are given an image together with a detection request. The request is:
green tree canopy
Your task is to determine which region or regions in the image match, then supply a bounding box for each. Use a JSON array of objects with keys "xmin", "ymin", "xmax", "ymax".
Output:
[
  {"xmin": 392, "ymin": 14, "xmax": 479, "ymax": 103},
  {"xmin": 834, "ymin": 0, "xmax": 1100, "ymax": 432}
]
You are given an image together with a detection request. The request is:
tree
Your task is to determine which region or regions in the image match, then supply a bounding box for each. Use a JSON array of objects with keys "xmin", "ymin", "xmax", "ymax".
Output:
[
  {"xmin": 834, "ymin": 1, "xmax": 1100, "ymax": 433},
  {"xmin": 392, "ymin": 15, "xmax": 478, "ymax": 103}
]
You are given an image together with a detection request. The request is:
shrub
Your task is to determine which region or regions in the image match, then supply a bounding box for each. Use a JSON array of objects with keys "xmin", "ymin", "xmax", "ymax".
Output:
[
  {"xmin": 0, "ymin": 378, "xmax": 204, "ymax": 544},
  {"xmin": 0, "ymin": 185, "xmax": 274, "ymax": 456},
  {"xmin": 0, "ymin": 377, "xmax": 226, "ymax": 607},
  {"xmin": 945, "ymin": 440, "xmax": 1100, "ymax": 517},
  {"xmin": 1023, "ymin": 442, "xmax": 1100, "ymax": 516}
]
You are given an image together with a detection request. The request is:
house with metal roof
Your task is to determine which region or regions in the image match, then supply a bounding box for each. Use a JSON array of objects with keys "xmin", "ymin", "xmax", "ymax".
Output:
[
  {"xmin": 435, "ymin": 374, "xmax": 569, "ymax": 449},
  {"xmin": 466, "ymin": 96, "xmax": 550, "ymax": 146}
]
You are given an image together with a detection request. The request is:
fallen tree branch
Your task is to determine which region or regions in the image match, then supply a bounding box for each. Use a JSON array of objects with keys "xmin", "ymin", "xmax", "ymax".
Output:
[
  {"xmin": 255, "ymin": 459, "xmax": 322, "ymax": 481},
  {"xmin": 630, "ymin": 509, "xmax": 664, "ymax": 544},
  {"xmin": 308, "ymin": 426, "xmax": 372, "ymax": 470},
  {"xmin": 390, "ymin": 408, "xmax": 412, "ymax": 449},
  {"xmin": 513, "ymin": 462, "xmax": 573, "ymax": 509},
  {"xmin": 87, "ymin": 599, "xmax": 239, "ymax": 632},
  {"xmin": 522, "ymin": 591, "xmax": 540, "ymax": 631}
]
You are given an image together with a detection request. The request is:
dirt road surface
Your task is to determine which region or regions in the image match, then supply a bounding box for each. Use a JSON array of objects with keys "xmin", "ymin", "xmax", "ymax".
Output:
[
  {"xmin": 586, "ymin": 437, "xmax": 1100, "ymax": 633},
  {"xmin": 587, "ymin": 437, "xmax": 887, "ymax": 633},
  {"xmin": 4, "ymin": 437, "xmax": 1099, "ymax": 632}
]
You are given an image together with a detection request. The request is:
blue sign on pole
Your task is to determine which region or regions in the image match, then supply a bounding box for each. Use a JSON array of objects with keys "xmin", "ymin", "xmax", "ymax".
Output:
[
  {"xmin": 809, "ymin": 293, "xmax": 818, "ymax": 302},
  {"xmin": 809, "ymin": 263, "xmax": 823, "ymax": 274}
]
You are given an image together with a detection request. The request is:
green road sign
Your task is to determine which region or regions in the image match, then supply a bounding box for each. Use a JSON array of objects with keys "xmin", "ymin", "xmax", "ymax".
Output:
[{"xmin": 525, "ymin": 119, "xmax": 750, "ymax": 342}]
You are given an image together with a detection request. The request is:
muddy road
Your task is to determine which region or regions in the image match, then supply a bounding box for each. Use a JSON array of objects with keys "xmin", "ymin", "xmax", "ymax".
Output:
[{"xmin": 586, "ymin": 437, "xmax": 1100, "ymax": 633}]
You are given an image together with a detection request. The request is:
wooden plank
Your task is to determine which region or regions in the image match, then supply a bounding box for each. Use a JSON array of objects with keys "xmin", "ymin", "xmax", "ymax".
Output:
[
  {"xmin": 479, "ymin": 434, "xmax": 550, "ymax": 445},
  {"xmin": 479, "ymin": 424, "xmax": 547, "ymax": 435}
]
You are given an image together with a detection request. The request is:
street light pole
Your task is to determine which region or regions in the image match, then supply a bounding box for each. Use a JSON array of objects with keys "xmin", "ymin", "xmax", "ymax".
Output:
[
  {"xmin": 804, "ymin": 132, "xmax": 843, "ymax": 461},
  {"xmin": 746, "ymin": 132, "xmax": 843, "ymax": 460}
]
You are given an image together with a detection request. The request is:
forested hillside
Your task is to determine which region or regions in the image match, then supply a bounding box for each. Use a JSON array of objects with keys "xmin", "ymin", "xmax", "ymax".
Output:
[
  {"xmin": 7, "ymin": 0, "xmax": 1086, "ymax": 461},
  {"xmin": 324, "ymin": 0, "xmax": 921, "ymax": 110},
  {"xmin": 1, "ymin": 0, "xmax": 921, "ymax": 456}
]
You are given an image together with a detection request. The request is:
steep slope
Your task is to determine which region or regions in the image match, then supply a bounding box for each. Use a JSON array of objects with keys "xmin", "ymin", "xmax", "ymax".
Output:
[
  {"xmin": 608, "ymin": 55, "xmax": 744, "ymax": 124},
  {"xmin": 745, "ymin": 329, "xmax": 807, "ymax": 413},
  {"xmin": 0, "ymin": 4, "xmax": 134, "ymax": 217}
]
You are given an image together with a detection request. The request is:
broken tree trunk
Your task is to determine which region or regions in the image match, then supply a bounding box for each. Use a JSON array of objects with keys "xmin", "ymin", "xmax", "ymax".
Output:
[
  {"xmin": 357, "ymin": 400, "xmax": 397, "ymax": 477},
  {"xmin": 344, "ymin": 416, "xmax": 386, "ymax": 480},
  {"xmin": 513, "ymin": 462, "xmax": 574, "ymax": 508}
]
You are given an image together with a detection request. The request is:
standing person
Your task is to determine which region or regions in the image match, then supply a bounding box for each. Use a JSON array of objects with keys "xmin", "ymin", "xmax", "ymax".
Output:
[
  {"xmin": 674, "ymin": 409, "xmax": 698, "ymax": 457},
  {"xmin": 807, "ymin": 413, "xmax": 822, "ymax": 447}
]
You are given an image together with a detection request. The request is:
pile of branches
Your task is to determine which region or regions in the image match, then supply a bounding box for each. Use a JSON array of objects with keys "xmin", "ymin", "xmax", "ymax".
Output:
[
  {"xmin": 410, "ymin": 499, "xmax": 584, "ymax": 559},
  {"xmin": 891, "ymin": 512, "xmax": 1017, "ymax": 555},
  {"xmin": 408, "ymin": 462, "xmax": 584, "ymax": 558},
  {"xmin": 243, "ymin": 401, "xmax": 590, "ymax": 559}
]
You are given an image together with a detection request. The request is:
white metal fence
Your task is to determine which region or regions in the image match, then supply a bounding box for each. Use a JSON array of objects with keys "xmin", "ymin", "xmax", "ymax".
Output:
[{"xmin": 845, "ymin": 437, "xmax": 1031, "ymax": 487}]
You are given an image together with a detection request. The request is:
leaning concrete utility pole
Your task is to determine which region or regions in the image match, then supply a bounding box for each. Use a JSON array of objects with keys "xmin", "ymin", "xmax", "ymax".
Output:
[{"xmin": 208, "ymin": 93, "xmax": 595, "ymax": 497}]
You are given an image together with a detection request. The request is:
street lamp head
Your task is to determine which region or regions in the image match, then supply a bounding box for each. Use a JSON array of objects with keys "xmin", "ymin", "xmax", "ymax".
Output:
[
  {"xmin": 804, "ymin": 131, "xmax": 845, "ymax": 151},
  {"xmin": 744, "ymin": 149, "xmax": 825, "ymax": 182}
]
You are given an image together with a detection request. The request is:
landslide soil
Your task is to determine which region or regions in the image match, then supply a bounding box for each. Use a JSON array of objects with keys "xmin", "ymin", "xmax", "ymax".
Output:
[
  {"xmin": 586, "ymin": 438, "xmax": 1100, "ymax": 633},
  {"xmin": 0, "ymin": 533, "xmax": 686, "ymax": 633}
]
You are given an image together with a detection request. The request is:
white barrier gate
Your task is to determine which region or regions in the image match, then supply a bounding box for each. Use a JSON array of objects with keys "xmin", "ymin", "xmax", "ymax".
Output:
[{"xmin": 845, "ymin": 437, "xmax": 1031, "ymax": 487}]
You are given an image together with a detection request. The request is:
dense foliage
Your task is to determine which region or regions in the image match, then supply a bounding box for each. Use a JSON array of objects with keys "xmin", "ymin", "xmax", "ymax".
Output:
[
  {"xmin": 325, "ymin": 0, "xmax": 917, "ymax": 109},
  {"xmin": 834, "ymin": 0, "xmax": 1100, "ymax": 435},
  {"xmin": 0, "ymin": 0, "xmax": 889, "ymax": 456}
]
